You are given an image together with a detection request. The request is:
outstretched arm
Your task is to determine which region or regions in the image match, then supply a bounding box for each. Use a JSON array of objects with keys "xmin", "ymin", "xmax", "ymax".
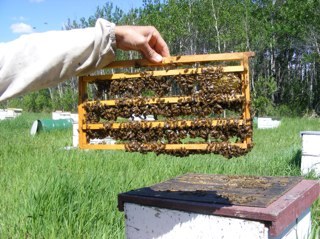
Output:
[{"xmin": 0, "ymin": 19, "xmax": 170, "ymax": 101}]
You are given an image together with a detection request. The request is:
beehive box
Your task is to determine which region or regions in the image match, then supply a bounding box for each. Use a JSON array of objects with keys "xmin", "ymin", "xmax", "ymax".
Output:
[
  {"xmin": 300, "ymin": 131, "xmax": 320, "ymax": 175},
  {"xmin": 0, "ymin": 108, "xmax": 22, "ymax": 120},
  {"xmin": 78, "ymin": 52, "xmax": 255, "ymax": 157},
  {"xmin": 118, "ymin": 174, "xmax": 319, "ymax": 239}
]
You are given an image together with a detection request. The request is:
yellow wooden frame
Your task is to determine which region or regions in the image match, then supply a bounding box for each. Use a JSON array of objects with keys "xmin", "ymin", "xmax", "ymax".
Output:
[{"xmin": 78, "ymin": 52, "xmax": 255, "ymax": 152}]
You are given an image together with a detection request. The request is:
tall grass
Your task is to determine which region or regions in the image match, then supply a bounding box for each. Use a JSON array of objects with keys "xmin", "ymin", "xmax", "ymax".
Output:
[{"xmin": 0, "ymin": 113, "xmax": 319, "ymax": 238}]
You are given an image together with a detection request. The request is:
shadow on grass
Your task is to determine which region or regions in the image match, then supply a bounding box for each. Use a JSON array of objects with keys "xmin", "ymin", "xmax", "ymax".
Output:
[
  {"xmin": 289, "ymin": 149, "xmax": 302, "ymax": 169},
  {"xmin": 289, "ymin": 149, "xmax": 320, "ymax": 179}
]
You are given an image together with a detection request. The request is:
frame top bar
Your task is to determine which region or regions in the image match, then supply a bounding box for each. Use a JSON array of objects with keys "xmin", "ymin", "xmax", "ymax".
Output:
[{"xmin": 105, "ymin": 52, "xmax": 255, "ymax": 69}]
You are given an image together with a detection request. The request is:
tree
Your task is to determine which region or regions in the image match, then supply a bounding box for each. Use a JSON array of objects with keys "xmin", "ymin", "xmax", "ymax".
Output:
[{"xmin": 5, "ymin": 0, "xmax": 320, "ymax": 116}]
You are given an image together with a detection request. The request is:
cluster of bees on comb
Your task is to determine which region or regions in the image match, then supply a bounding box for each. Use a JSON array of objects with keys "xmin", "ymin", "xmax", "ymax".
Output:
[{"xmin": 82, "ymin": 64, "xmax": 253, "ymax": 158}]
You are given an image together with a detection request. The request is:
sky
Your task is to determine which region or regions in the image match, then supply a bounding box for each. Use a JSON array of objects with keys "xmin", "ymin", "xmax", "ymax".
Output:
[{"xmin": 0, "ymin": 0, "xmax": 143, "ymax": 43}]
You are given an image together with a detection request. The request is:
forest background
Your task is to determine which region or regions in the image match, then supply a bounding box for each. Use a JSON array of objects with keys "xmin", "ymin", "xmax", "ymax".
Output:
[{"xmin": 1, "ymin": 0, "xmax": 320, "ymax": 117}]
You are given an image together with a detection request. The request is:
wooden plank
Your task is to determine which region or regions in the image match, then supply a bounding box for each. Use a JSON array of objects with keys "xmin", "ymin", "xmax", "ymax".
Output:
[
  {"xmin": 242, "ymin": 54, "xmax": 252, "ymax": 145},
  {"xmin": 81, "ymin": 142, "xmax": 247, "ymax": 150},
  {"xmin": 82, "ymin": 65, "xmax": 244, "ymax": 82},
  {"xmin": 84, "ymin": 94, "xmax": 244, "ymax": 106},
  {"xmin": 78, "ymin": 52, "xmax": 255, "ymax": 153},
  {"xmin": 119, "ymin": 174, "xmax": 302, "ymax": 208},
  {"xmin": 78, "ymin": 76, "xmax": 87, "ymax": 147},
  {"xmin": 83, "ymin": 119, "xmax": 245, "ymax": 130},
  {"xmin": 104, "ymin": 52, "xmax": 255, "ymax": 69}
]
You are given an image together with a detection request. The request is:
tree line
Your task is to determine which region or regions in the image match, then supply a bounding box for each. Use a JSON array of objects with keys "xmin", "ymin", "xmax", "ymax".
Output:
[{"xmin": 3, "ymin": 0, "xmax": 320, "ymax": 117}]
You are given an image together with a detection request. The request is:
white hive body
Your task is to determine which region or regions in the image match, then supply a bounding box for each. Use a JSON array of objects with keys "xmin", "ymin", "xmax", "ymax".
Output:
[{"xmin": 300, "ymin": 131, "xmax": 320, "ymax": 176}]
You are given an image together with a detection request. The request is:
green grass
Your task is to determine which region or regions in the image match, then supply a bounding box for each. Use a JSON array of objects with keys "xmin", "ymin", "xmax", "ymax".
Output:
[{"xmin": 0, "ymin": 113, "xmax": 319, "ymax": 238}]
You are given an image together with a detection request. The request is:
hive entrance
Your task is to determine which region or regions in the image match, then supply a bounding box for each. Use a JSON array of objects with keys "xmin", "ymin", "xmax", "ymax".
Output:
[{"xmin": 78, "ymin": 52, "xmax": 255, "ymax": 157}]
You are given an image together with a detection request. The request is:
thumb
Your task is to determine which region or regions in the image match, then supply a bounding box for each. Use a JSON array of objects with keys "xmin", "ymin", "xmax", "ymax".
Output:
[{"xmin": 140, "ymin": 44, "xmax": 163, "ymax": 63}]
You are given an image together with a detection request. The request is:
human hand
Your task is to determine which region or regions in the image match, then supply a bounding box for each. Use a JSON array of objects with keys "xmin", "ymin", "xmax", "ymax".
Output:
[{"xmin": 115, "ymin": 25, "xmax": 170, "ymax": 63}]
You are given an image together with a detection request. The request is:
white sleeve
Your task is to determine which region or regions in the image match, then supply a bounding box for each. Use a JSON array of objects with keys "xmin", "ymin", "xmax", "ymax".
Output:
[{"xmin": 0, "ymin": 18, "xmax": 116, "ymax": 101}]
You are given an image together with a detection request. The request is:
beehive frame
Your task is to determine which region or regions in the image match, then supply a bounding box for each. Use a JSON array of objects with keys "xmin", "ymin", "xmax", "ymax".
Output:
[{"xmin": 78, "ymin": 52, "xmax": 255, "ymax": 157}]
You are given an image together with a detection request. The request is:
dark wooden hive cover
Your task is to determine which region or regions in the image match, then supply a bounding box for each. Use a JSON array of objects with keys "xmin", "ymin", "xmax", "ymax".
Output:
[{"xmin": 118, "ymin": 173, "xmax": 302, "ymax": 210}]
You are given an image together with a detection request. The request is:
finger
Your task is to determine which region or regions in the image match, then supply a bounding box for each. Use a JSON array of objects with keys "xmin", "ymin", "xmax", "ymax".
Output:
[
  {"xmin": 140, "ymin": 43, "xmax": 163, "ymax": 63},
  {"xmin": 150, "ymin": 30, "xmax": 170, "ymax": 57}
]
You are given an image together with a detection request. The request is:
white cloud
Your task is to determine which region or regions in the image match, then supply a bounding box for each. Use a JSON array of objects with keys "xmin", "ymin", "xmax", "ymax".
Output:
[
  {"xmin": 29, "ymin": 0, "xmax": 45, "ymax": 2},
  {"xmin": 10, "ymin": 23, "xmax": 35, "ymax": 34}
]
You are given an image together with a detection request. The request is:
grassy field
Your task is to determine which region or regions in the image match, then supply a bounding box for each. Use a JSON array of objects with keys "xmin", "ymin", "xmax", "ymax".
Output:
[{"xmin": 0, "ymin": 113, "xmax": 319, "ymax": 238}]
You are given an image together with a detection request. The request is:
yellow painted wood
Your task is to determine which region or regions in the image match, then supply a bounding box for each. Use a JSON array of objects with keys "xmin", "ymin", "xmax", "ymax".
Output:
[
  {"xmin": 84, "ymin": 94, "xmax": 244, "ymax": 106},
  {"xmin": 78, "ymin": 52, "xmax": 255, "ymax": 151},
  {"xmin": 82, "ymin": 66, "xmax": 244, "ymax": 82},
  {"xmin": 103, "ymin": 52, "xmax": 255, "ymax": 69},
  {"xmin": 78, "ymin": 76, "xmax": 87, "ymax": 148},
  {"xmin": 83, "ymin": 119, "xmax": 245, "ymax": 130},
  {"xmin": 81, "ymin": 142, "xmax": 247, "ymax": 150},
  {"xmin": 241, "ymin": 55, "xmax": 252, "ymax": 145}
]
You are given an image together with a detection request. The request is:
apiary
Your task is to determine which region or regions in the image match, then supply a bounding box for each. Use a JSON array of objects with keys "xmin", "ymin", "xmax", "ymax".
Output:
[
  {"xmin": 78, "ymin": 52, "xmax": 254, "ymax": 157},
  {"xmin": 118, "ymin": 173, "xmax": 320, "ymax": 239}
]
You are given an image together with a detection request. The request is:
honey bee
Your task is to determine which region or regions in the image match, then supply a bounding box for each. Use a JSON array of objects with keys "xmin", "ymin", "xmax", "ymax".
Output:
[{"xmin": 81, "ymin": 60, "xmax": 252, "ymax": 158}]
